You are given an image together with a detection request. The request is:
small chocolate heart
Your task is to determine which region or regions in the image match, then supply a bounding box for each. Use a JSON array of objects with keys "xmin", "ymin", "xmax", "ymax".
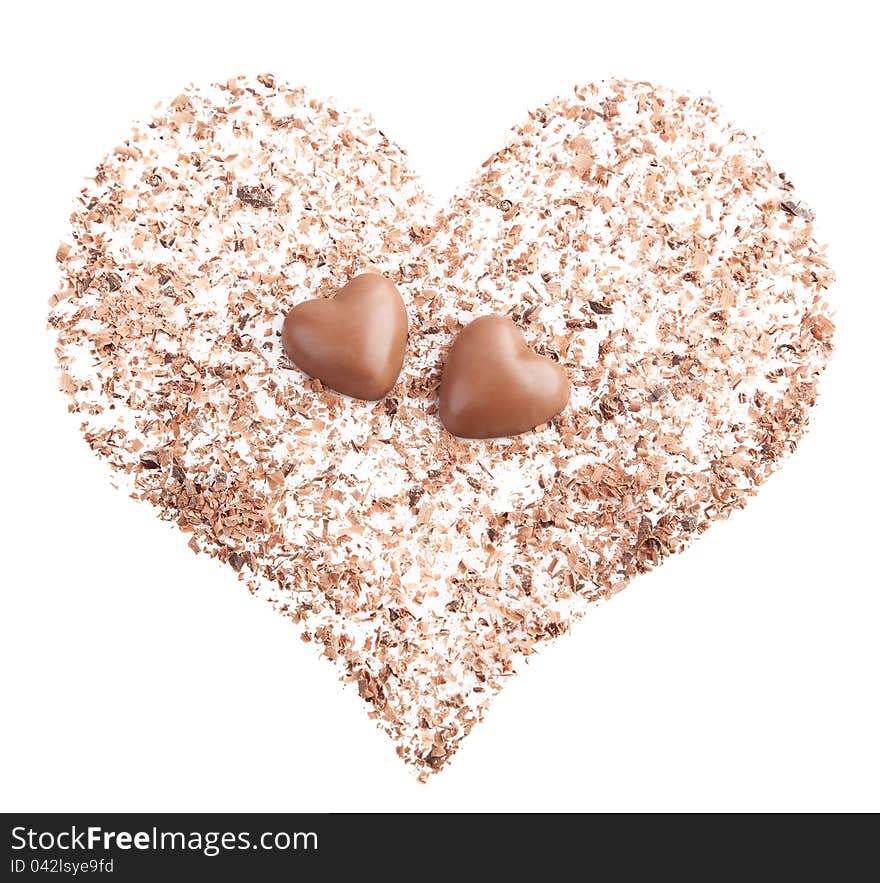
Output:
[
  {"xmin": 439, "ymin": 315, "xmax": 570, "ymax": 438},
  {"xmin": 282, "ymin": 273, "xmax": 407, "ymax": 401}
]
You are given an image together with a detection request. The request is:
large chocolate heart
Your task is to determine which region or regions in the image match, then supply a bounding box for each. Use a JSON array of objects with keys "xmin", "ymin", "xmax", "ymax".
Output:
[
  {"xmin": 440, "ymin": 315, "xmax": 569, "ymax": 438},
  {"xmin": 282, "ymin": 273, "xmax": 408, "ymax": 401},
  {"xmin": 49, "ymin": 75, "xmax": 834, "ymax": 779}
]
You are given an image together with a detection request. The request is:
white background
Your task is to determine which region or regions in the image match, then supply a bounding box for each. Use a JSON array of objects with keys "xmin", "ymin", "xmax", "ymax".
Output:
[{"xmin": 1, "ymin": 0, "xmax": 877, "ymax": 812}]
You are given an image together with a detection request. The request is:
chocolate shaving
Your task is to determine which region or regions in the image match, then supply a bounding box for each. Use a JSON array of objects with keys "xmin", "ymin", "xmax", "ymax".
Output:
[
  {"xmin": 780, "ymin": 197, "xmax": 816, "ymax": 222},
  {"xmin": 139, "ymin": 450, "xmax": 161, "ymax": 469},
  {"xmin": 237, "ymin": 185, "xmax": 275, "ymax": 208}
]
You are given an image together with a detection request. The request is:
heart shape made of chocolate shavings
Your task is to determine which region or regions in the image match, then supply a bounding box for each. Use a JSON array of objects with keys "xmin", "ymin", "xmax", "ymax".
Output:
[{"xmin": 49, "ymin": 74, "xmax": 835, "ymax": 779}]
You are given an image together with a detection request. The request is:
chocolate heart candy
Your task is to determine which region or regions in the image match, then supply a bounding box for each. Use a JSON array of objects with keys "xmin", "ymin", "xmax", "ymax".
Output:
[
  {"xmin": 282, "ymin": 273, "xmax": 407, "ymax": 401},
  {"xmin": 440, "ymin": 315, "xmax": 570, "ymax": 438}
]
